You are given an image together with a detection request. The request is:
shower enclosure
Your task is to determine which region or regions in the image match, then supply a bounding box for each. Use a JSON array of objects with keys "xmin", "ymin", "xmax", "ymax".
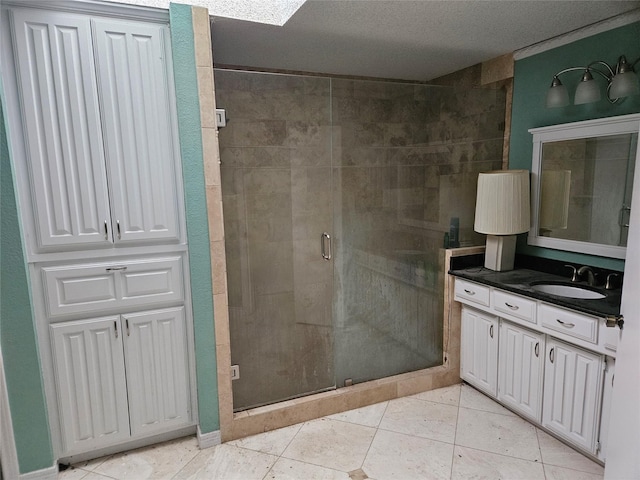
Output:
[{"xmin": 215, "ymin": 70, "xmax": 506, "ymax": 411}]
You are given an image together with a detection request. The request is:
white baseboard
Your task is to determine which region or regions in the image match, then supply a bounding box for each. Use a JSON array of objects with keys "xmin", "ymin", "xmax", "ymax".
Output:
[
  {"xmin": 19, "ymin": 464, "xmax": 58, "ymax": 480},
  {"xmin": 197, "ymin": 426, "xmax": 221, "ymax": 449}
]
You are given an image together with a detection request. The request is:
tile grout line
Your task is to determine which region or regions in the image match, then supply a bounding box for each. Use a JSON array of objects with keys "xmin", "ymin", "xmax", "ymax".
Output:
[
  {"xmin": 357, "ymin": 400, "xmax": 391, "ymax": 473},
  {"xmin": 449, "ymin": 387, "xmax": 463, "ymax": 479}
]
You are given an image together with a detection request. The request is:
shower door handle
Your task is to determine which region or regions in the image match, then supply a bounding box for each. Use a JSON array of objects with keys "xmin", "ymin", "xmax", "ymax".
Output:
[{"xmin": 321, "ymin": 232, "xmax": 332, "ymax": 261}]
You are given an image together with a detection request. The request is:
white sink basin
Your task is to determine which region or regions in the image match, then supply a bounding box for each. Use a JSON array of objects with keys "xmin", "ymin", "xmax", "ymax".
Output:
[{"xmin": 530, "ymin": 283, "xmax": 605, "ymax": 300}]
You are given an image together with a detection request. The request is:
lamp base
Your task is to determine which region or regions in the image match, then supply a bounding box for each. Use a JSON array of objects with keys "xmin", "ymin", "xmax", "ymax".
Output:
[{"xmin": 484, "ymin": 235, "xmax": 517, "ymax": 271}]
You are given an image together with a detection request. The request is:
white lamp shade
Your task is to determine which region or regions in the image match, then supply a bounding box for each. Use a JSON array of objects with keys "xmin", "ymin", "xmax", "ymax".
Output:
[
  {"xmin": 610, "ymin": 71, "xmax": 640, "ymax": 98},
  {"xmin": 540, "ymin": 170, "xmax": 571, "ymax": 230},
  {"xmin": 474, "ymin": 170, "xmax": 531, "ymax": 235},
  {"xmin": 574, "ymin": 78, "xmax": 601, "ymax": 104}
]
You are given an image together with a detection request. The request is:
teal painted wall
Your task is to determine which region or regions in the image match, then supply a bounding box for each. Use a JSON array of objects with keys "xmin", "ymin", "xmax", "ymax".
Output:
[
  {"xmin": 0, "ymin": 88, "xmax": 54, "ymax": 471},
  {"xmin": 169, "ymin": 3, "xmax": 220, "ymax": 433},
  {"xmin": 509, "ymin": 21, "xmax": 640, "ymax": 271}
]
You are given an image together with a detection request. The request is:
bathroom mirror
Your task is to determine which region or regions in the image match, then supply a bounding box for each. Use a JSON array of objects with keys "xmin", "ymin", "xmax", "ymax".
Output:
[{"xmin": 529, "ymin": 114, "xmax": 640, "ymax": 259}]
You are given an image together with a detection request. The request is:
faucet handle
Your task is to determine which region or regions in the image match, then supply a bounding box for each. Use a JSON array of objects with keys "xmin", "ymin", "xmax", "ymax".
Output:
[
  {"xmin": 564, "ymin": 264, "xmax": 578, "ymax": 282},
  {"xmin": 605, "ymin": 273, "xmax": 620, "ymax": 290}
]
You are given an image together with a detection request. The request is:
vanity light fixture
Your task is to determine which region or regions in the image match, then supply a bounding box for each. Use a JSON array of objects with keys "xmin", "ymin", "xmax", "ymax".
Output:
[
  {"xmin": 545, "ymin": 55, "xmax": 640, "ymax": 108},
  {"xmin": 474, "ymin": 170, "xmax": 530, "ymax": 272}
]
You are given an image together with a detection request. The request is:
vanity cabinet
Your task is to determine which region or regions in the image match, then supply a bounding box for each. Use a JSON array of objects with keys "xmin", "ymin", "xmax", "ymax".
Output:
[
  {"xmin": 11, "ymin": 8, "xmax": 180, "ymax": 252},
  {"xmin": 456, "ymin": 277, "xmax": 615, "ymax": 461},
  {"xmin": 542, "ymin": 338, "xmax": 602, "ymax": 453},
  {"xmin": 498, "ymin": 321, "xmax": 544, "ymax": 422},
  {"xmin": 51, "ymin": 307, "xmax": 190, "ymax": 455},
  {"xmin": 460, "ymin": 308, "xmax": 499, "ymax": 396}
]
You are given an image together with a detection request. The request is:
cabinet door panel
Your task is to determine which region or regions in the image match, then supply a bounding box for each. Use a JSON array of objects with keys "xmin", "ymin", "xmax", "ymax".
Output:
[
  {"xmin": 11, "ymin": 9, "xmax": 112, "ymax": 250},
  {"xmin": 542, "ymin": 339, "xmax": 602, "ymax": 453},
  {"xmin": 461, "ymin": 307, "xmax": 499, "ymax": 396},
  {"xmin": 50, "ymin": 317, "xmax": 129, "ymax": 454},
  {"xmin": 498, "ymin": 321, "xmax": 544, "ymax": 421},
  {"xmin": 123, "ymin": 307, "xmax": 190, "ymax": 436},
  {"xmin": 92, "ymin": 19, "xmax": 179, "ymax": 244}
]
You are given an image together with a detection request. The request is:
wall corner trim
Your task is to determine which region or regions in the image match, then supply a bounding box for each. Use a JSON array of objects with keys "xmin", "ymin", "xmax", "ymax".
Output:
[{"xmin": 197, "ymin": 426, "xmax": 221, "ymax": 449}]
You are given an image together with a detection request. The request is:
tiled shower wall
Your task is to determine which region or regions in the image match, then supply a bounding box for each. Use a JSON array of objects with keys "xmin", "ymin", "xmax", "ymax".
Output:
[
  {"xmin": 331, "ymin": 79, "xmax": 505, "ymax": 388},
  {"xmin": 215, "ymin": 71, "xmax": 506, "ymax": 411}
]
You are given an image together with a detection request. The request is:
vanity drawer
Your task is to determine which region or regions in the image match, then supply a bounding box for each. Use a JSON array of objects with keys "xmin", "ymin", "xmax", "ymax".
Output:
[
  {"xmin": 492, "ymin": 290, "xmax": 537, "ymax": 324},
  {"xmin": 42, "ymin": 256, "xmax": 184, "ymax": 318},
  {"xmin": 455, "ymin": 279, "xmax": 490, "ymax": 307},
  {"xmin": 540, "ymin": 303, "xmax": 598, "ymax": 344}
]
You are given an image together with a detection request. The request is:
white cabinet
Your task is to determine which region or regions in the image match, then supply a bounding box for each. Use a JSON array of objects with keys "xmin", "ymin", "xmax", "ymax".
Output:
[
  {"xmin": 124, "ymin": 308, "xmax": 190, "ymax": 436},
  {"xmin": 461, "ymin": 307, "xmax": 499, "ymax": 396},
  {"xmin": 498, "ymin": 321, "xmax": 544, "ymax": 421},
  {"xmin": 11, "ymin": 9, "xmax": 112, "ymax": 250},
  {"xmin": 455, "ymin": 277, "xmax": 616, "ymax": 460},
  {"xmin": 542, "ymin": 338, "xmax": 603, "ymax": 453},
  {"xmin": 42, "ymin": 256, "xmax": 185, "ymax": 318},
  {"xmin": 7, "ymin": 5, "xmax": 194, "ymax": 463},
  {"xmin": 92, "ymin": 19, "xmax": 179, "ymax": 245},
  {"xmin": 51, "ymin": 308, "xmax": 190, "ymax": 455},
  {"xmin": 50, "ymin": 317, "xmax": 130, "ymax": 453},
  {"xmin": 11, "ymin": 9, "xmax": 180, "ymax": 251}
]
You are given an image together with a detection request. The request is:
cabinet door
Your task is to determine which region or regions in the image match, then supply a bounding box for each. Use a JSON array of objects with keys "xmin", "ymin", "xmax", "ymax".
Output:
[
  {"xmin": 461, "ymin": 307, "xmax": 499, "ymax": 396},
  {"xmin": 123, "ymin": 307, "xmax": 190, "ymax": 436},
  {"xmin": 11, "ymin": 9, "xmax": 112, "ymax": 250},
  {"xmin": 542, "ymin": 338, "xmax": 603, "ymax": 453},
  {"xmin": 50, "ymin": 317, "xmax": 129, "ymax": 454},
  {"xmin": 498, "ymin": 321, "xmax": 544, "ymax": 421},
  {"xmin": 92, "ymin": 19, "xmax": 180, "ymax": 244}
]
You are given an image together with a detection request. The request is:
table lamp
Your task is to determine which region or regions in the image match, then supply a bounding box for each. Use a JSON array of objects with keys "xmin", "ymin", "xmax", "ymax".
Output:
[{"xmin": 474, "ymin": 170, "xmax": 530, "ymax": 271}]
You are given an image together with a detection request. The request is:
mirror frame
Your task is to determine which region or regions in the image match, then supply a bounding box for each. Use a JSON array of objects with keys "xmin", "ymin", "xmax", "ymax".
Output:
[{"xmin": 528, "ymin": 113, "xmax": 640, "ymax": 260}]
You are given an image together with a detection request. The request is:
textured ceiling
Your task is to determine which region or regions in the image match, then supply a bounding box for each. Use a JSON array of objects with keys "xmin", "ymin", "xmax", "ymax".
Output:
[
  {"xmin": 108, "ymin": 0, "xmax": 306, "ymax": 25},
  {"xmin": 210, "ymin": 0, "xmax": 640, "ymax": 81}
]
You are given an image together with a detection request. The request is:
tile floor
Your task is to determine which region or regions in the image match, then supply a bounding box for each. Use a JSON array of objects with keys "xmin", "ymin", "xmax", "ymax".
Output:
[{"xmin": 59, "ymin": 383, "xmax": 604, "ymax": 480}]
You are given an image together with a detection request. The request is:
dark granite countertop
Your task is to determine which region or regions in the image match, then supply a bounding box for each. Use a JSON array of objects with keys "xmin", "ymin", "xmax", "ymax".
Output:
[{"xmin": 449, "ymin": 266, "xmax": 622, "ymax": 319}]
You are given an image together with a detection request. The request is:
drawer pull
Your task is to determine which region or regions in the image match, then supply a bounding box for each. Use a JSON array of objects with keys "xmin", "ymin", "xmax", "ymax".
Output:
[
  {"xmin": 464, "ymin": 289, "xmax": 476, "ymax": 296},
  {"xmin": 489, "ymin": 324, "xmax": 494, "ymax": 338},
  {"xmin": 556, "ymin": 319, "xmax": 575, "ymax": 328},
  {"xmin": 114, "ymin": 321, "xmax": 118, "ymax": 338},
  {"xmin": 106, "ymin": 266, "xmax": 128, "ymax": 272},
  {"xmin": 549, "ymin": 347, "xmax": 554, "ymax": 364},
  {"xmin": 504, "ymin": 302, "xmax": 519, "ymax": 310},
  {"xmin": 535, "ymin": 342, "xmax": 539, "ymax": 357},
  {"xmin": 104, "ymin": 220, "xmax": 109, "ymax": 240}
]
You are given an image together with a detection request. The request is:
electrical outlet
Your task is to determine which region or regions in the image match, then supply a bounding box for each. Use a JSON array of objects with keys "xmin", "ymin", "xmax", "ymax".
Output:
[{"xmin": 231, "ymin": 364, "xmax": 240, "ymax": 380}]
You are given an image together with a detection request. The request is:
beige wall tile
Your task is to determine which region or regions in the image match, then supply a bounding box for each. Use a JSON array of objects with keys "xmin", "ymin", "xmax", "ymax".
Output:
[
  {"xmin": 481, "ymin": 53, "xmax": 514, "ymax": 85},
  {"xmin": 206, "ymin": 186, "xmax": 224, "ymax": 242},
  {"xmin": 192, "ymin": 6, "xmax": 212, "ymax": 67},
  {"xmin": 213, "ymin": 293, "xmax": 230, "ymax": 346},
  {"xmin": 210, "ymin": 240, "xmax": 228, "ymax": 295},
  {"xmin": 197, "ymin": 66, "xmax": 216, "ymax": 128},
  {"xmin": 203, "ymin": 128, "xmax": 221, "ymax": 186}
]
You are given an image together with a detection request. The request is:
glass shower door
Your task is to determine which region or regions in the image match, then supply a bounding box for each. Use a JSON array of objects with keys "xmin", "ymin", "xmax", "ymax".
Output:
[{"xmin": 215, "ymin": 70, "xmax": 335, "ymax": 411}]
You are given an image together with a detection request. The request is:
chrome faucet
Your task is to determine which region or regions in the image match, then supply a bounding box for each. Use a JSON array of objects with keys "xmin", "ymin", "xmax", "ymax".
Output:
[
  {"xmin": 564, "ymin": 265, "xmax": 579, "ymax": 282},
  {"xmin": 577, "ymin": 266, "xmax": 597, "ymax": 286},
  {"xmin": 605, "ymin": 273, "xmax": 620, "ymax": 290}
]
